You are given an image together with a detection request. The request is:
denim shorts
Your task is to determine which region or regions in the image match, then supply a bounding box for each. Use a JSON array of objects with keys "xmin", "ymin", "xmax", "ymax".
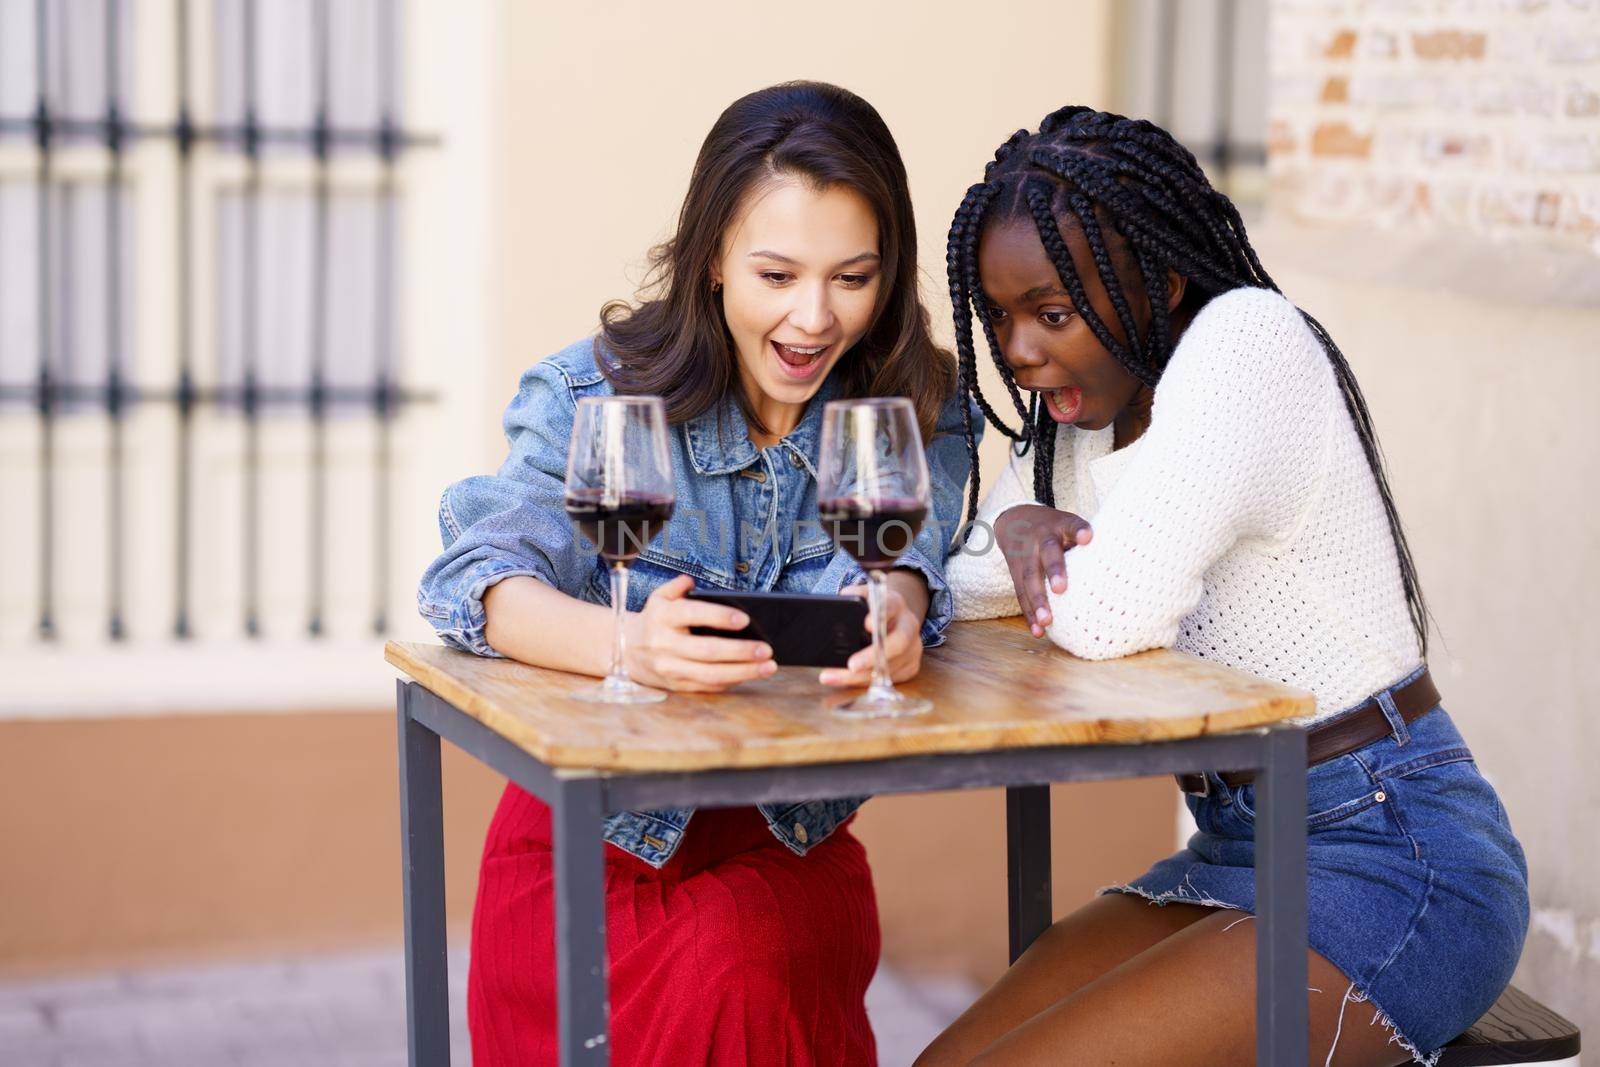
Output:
[{"xmin": 1102, "ymin": 669, "xmax": 1530, "ymax": 1066}]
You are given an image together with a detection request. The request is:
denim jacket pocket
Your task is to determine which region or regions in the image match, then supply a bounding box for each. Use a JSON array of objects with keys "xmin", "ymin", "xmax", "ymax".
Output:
[
  {"xmin": 584, "ymin": 548, "xmax": 739, "ymax": 610},
  {"xmin": 636, "ymin": 546, "xmax": 736, "ymax": 591},
  {"xmin": 787, "ymin": 531, "xmax": 837, "ymax": 567},
  {"xmin": 776, "ymin": 534, "xmax": 840, "ymax": 591}
]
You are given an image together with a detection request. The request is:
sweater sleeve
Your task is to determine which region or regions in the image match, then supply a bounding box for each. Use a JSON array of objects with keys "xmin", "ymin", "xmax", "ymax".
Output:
[
  {"xmin": 1044, "ymin": 288, "xmax": 1335, "ymax": 659},
  {"xmin": 946, "ymin": 443, "xmax": 1035, "ymax": 621}
]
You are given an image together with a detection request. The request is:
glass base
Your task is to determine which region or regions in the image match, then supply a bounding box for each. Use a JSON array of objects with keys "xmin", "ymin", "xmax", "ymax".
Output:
[
  {"xmin": 833, "ymin": 683, "xmax": 931, "ymax": 719},
  {"xmin": 571, "ymin": 673, "xmax": 667, "ymax": 705}
]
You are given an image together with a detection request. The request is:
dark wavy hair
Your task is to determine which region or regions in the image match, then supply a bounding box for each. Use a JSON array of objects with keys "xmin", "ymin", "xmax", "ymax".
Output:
[
  {"xmin": 947, "ymin": 106, "xmax": 1430, "ymax": 654},
  {"xmin": 599, "ymin": 81, "xmax": 955, "ymax": 441}
]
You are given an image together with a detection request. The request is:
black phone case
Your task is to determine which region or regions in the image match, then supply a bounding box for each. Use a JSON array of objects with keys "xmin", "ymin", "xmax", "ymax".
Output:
[{"xmin": 685, "ymin": 589, "xmax": 870, "ymax": 667}]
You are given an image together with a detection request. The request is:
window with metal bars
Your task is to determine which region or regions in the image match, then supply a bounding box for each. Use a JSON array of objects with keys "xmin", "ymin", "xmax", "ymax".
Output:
[
  {"xmin": 0, "ymin": 0, "xmax": 435, "ymax": 647},
  {"xmin": 1116, "ymin": 0, "xmax": 1270, "ymax": 204}
]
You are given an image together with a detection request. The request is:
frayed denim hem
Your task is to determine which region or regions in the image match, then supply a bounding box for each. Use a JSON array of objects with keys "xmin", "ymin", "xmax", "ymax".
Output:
[
  {"xmin": 1343, "ymin": 987, "xmax": 1440, "ymax": 1067},
  {"xmin": 1098, "ymin": 875, "xmax": 1250, "ymax": 913},
  {"xmin": 1096, "ymin": 884, "xmax": 1443, "ymax": 1066}
]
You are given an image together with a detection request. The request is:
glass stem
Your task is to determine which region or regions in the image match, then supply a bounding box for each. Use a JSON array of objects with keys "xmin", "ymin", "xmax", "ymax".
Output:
[
  {"xmin": 608, "ymin": 561, "xmax": 629, "ymax": 682},
  {"xmin": 867, "ymin": 569, "xmax": 893, "ymax": 693}
]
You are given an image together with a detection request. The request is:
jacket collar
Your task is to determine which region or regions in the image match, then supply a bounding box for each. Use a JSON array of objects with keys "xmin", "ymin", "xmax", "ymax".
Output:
[{"xmin": 683, "ymin": 369, "xmax": 845, "ymax": 476}]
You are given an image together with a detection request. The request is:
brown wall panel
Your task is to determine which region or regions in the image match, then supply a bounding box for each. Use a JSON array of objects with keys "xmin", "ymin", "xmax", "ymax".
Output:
[{"xmin": 0, "ymin": 713, "xmax": 1172, "ymax": 986}]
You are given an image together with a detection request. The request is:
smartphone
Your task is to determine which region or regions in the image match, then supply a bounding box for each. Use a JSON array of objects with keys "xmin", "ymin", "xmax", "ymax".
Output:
[{"xmin": 686, "ymin": 588, "xmax": 870, "ymax": 667}]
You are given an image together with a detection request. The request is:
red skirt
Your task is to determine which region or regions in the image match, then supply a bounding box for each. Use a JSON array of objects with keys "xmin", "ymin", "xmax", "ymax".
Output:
[{"xmin": 467, "ymin": 784, "xmax": 881, "ymax": 1066}]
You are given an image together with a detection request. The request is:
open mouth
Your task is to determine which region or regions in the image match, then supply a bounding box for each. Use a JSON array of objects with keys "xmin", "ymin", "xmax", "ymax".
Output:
[
  {"xmin": 1039, "ymin": 386, "xmax": 1084, "ymax": 423},
  {"xmin": 770, "ymin": 340, "xmax": 831, "ymax": 380}
]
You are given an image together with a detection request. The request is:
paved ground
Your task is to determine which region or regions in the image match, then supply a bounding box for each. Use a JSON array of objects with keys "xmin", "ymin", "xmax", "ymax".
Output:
[{"xmin": 0, "ymin": 949, "xmax": 977, "ymax": 1066}]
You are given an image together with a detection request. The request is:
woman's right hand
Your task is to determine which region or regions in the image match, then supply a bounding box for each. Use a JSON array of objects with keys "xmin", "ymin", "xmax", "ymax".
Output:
[
  {"xmin": 993, "ymin": 505, "xmax": 1093, "ymax": 638},
  {"xmin": 622, "ymin": 575, "xmax": 777, "ymax": 693}
]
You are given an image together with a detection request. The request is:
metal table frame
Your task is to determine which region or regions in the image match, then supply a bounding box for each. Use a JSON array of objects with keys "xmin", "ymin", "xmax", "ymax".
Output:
[{"xmin": 396, "ymin": 679, "xmax": 1309, "ymax": 1065}]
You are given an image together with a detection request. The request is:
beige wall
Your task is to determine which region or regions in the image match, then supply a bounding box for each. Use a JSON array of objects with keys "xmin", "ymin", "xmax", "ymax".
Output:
[
  {"xmin": 0, "ymin": 714, "xmax": 1169, "ymax": 989},
  {"xmin": 494, "ymin": 0, "xmax": 1118, "ymax": 492},
  {"xmin": 1, "ymin": 3, "xmax": 1184, "ymax": 986},
  {"xmin": 1258, "ymin": 0, "xmax": 1599, "ymax": 1039},
  {"xmin": 1255, "ymin": 224, "xmax": 1600, "ymax": 1036}
]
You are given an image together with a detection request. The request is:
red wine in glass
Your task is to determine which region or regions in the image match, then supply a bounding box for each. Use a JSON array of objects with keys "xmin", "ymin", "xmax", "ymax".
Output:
[
  {"xmin": 564, "ymin": 490, "xmax": 675, "ymax": 563},
  {"xmin": 815, "ymin": 397, "xmax": 933, "ymax": 718},
  {"xmin": 564, "ymin": 395, "xmax": 675, "ymax": 704},
  {"xmin": 818, "ymin": 497, "xmax": 928, "ymax": 570}
]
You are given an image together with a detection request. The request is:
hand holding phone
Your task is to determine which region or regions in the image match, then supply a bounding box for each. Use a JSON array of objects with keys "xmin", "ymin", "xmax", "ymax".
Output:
[
  {"xmin": 620, "ymin": 576, "xmax": 778, "ymax": 693},
  {"xmin": 686, "ymin": 588, "xmax": 871, "ymax": 667},
  {"xmin": 819, "ymin": 578, "xmax": 925, "ymax": 688}
]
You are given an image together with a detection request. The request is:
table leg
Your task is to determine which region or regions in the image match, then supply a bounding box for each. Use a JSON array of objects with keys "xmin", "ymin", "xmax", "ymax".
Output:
[
  {"xmin": 553, "ymin": 777, "xmax": 609, "ymax": 1065},
  {"xmin": 1254, "ymin": 725, "xmax": 1308, "ymax": 1065},
  {"xmin": 1005, "ymin": 784, "xmax": 1053, "ymax": 963},
  {"xmin": 397, "ymin": 682, "xmax": 451, "ymax": 1066}
]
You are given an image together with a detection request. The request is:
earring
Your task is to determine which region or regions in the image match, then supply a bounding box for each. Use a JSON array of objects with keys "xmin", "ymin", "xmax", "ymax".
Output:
[{"xmin": 711, "ymin": 281, "xmax": 722, "ymax": 292}]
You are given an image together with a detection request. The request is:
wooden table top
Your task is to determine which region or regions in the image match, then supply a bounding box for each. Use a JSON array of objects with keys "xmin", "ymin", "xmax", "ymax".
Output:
[{"xmin": 385, "ymin": 617, "xmax": 1314, "ymax": 773}]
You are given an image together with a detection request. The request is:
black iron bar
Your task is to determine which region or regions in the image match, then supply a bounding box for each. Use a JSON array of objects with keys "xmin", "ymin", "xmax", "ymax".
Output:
[
  {"xmin": 56, "ymin": 4, "xmax": 75, "ymax": 396},
  {"xmin": 0, "ymin": 382, "xmax": 436, "ymax": 405},
  {"xmin": 372, "ymin": 186, "xmax": 396, "ymax": 637},
  {"xmin": 0, "ymin": 382, "xmax": 438, "ymax": 406},
  {"xmin": 1193, "ymin": 142, "xmax": 1266, "ymax": 169},
  {"xmin": 0, "ymin": 183, "xmax": 6, "ymax": 445},
  {"xmin": 307, "ymin": 0, "xmax": 331, "ymax": 638},
  {"xmin": 372, "ymin": 0, "xmax": 399, "ymax": 636},
  {"xmin": 1214, "ymin": 0, "xmax": 1237, "ymax": 186},
  {"xmin": 242, "ymin": 0, "xmax": 261, "ymax": 637},
  {"xmin": 35, "ymin": 0, "xmax": 57, "ymax": 641},
  {"xmin": 173, "ymin": 0, "xmax": 195, "ymax": 639},
  {"xmin": 1154, "ymin": 0, "xmax": 1176, "ymax": 130},
  {"xmin": 61, "ymin": 185, "xmax": 76, "ymax": 399},
  {"xmin": 106, "ymin": 0, "xmax": 127, "ymax": 641},
  {"xmin": 0, "ymin": 113, "xmax": 441, "ymax": 151}
]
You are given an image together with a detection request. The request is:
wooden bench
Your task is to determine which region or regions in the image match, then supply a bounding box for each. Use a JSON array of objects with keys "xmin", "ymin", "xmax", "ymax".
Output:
[{"xmin": 1437, "ymin": 985, "xmax": 1581, "ymax": 1065}]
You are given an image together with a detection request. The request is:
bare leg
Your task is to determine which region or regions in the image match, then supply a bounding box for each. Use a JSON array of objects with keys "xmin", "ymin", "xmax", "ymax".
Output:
[
  {"xmin": 968, "ymin": 908, "xmax": 1411, "ymax": 1067},
  {"xmin": 914, "ymin": 894, "xmax": 1218, "ymax": 1067}
]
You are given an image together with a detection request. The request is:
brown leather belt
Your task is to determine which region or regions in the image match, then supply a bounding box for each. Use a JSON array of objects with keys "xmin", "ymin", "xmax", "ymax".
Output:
[{"xmin": 1175, "ymin": 667, "xmax": 1440, "ymax": 796}]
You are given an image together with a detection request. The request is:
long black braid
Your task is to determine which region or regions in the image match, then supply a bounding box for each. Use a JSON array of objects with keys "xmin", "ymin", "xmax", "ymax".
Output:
[{"xmin": 947, "ymin": 107, "xmax": 1431, "ymax": 655}]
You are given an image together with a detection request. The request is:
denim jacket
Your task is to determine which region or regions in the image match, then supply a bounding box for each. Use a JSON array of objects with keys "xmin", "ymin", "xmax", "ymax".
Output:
[{"xmin": 418, "ymin": 336, "xmax": 979, "ymax": 867}]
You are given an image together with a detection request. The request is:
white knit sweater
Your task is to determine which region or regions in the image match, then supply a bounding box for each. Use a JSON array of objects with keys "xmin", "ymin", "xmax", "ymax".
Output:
[{"xmin": 947, "ymin": 287, "xmax": 1422, "ymax": 721}]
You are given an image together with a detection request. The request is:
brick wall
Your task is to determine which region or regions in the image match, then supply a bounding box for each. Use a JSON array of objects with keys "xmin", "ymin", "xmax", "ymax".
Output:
[{"xmin": 1268, "ymin": 0, "xmax": 1600, "ymax": 254}]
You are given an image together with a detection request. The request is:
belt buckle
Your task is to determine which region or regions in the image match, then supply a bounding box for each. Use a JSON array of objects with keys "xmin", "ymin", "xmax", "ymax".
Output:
[{"xmin": 1178, "ymin": 772, "xmax": 1211, "ymax": 798}]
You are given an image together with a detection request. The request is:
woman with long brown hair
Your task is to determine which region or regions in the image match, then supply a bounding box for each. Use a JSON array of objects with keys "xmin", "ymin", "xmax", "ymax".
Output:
[{"xmin": 418, "ymin": 81, "xmax": 974, "ymax": 1065}]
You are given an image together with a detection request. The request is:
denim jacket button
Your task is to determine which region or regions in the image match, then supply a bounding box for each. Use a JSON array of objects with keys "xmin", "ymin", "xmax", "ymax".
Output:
[
  {"xmin": 788, "ymin": 451, "xmax": 805, "ymax": 469},
  {"xmin": 736, "ymin": 561, "xmax": 751, "ymax": 574},
  {"xmin": 739, "ymin": 466, "xmax": 767, "ymax": 483},
  {"xmin": 794, "ymin": 822, "xmax": 808, "ymax": 844}
]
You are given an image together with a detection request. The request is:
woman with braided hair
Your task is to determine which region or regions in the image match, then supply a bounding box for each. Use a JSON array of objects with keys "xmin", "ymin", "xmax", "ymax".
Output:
[
  {"xmin": 924, "ymin": 108, "xmax": 1528, "ymax": 1066},
  {"xmin": 420, "ymin": 82, "xmax": 974, "ymax": 1064}
]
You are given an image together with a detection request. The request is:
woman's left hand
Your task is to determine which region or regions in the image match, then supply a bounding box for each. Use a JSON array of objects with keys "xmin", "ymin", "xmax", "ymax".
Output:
[
  {"xmin": 821, "ymin": 581, "xmax": 923, "ymax": 686},
  {"xmin": 993, "ymin": 504, "xmax": 1093, "ymax": 637}
]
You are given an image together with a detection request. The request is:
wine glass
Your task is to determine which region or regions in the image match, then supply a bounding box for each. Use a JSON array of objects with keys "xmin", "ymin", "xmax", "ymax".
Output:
[
  {"xmin": 816, "ymin": 397, "xmax": 933, "ymax": 718},
  {"xmin": 564, "ymin": 396, "xmax": 675, "ymax": 704}
]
